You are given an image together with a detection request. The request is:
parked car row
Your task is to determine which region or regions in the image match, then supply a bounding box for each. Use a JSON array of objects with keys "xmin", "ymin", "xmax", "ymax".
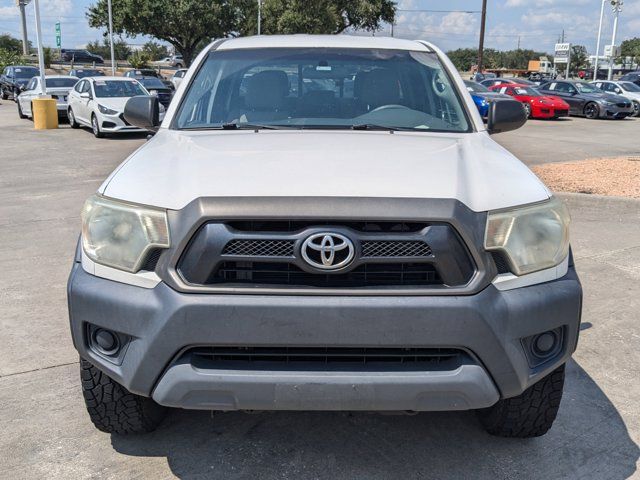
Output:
[
  {"xmin": 10, "ymin": 68, "xmax": 171, "ymax": 137},
  {"xmin": 465, "ymin": 76, "xmax": 639, "ymax": 120}
]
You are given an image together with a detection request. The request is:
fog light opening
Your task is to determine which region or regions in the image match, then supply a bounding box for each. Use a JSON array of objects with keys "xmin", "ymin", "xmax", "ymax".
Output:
[
  {"xmin": 532, "ymin": 331, "xmax": 559, "ymax": 358},
  {"xmin": 92, "ymin": 328, "xmax": 120, "ymax": 356}
]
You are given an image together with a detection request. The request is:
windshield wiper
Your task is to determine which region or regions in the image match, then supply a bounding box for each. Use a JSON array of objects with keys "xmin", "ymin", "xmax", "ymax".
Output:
[
  {"xmin": 221, "ymin": 122, "xmax": 290, "ymax": 130},
  {"xmin": 351, "ymin": 124, "xmax": 405, "ymax": 131}
]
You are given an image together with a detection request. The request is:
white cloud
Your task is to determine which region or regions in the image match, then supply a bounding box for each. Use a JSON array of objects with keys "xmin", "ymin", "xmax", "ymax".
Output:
[{"xmin": 0, "ymin": 5, "xmax": 19, "ymax": 17}]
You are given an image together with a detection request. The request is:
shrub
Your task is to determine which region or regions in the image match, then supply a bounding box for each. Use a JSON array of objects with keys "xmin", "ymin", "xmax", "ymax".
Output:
[{"xmin": 127, "ymin": 51, "xmax": 151, "ymax": 68}]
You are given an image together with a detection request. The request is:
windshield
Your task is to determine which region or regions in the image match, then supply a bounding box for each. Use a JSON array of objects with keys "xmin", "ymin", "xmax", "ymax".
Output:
[
  {"xmin": 47, "ymin": 78, "xmax": 78, "ymax": 88},
  {"xmin": 15, "ymin": 67, "xmax": 39, "ymax": 79},
  {"xmin": 93, "ymin": 80, "xmax": 147, "ymax": 98},
  {"xmin": 513, "ymin": 86, "xmax": 540, "ymax": 96},
  {"xmin": 464, "ymin": 81, "xmax": 488, "ymax": 93},
  {"xmin": 575, "ymin": 83, "xmax": 602, "ymax": 94},
  {"xmin": 175, "ymin": 48, "xmax": 470, "ymax": 133},
  {"xmin": 620, "ymin": 82, "xmax": 640, "ymax": 92},
  {"xmin": 140, "ymin": 77, "xmax": 166, "ymax": 89}
]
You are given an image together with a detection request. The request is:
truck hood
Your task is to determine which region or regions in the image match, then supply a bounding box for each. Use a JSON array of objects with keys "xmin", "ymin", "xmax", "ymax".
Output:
[{"xmin": 100, "ymin": 129, "xmax": 550, "ymax": 212}]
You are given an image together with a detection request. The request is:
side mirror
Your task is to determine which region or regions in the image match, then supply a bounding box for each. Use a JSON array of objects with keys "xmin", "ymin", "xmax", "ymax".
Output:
[
  {"xmin": 80, "ymin": 92, "xmax": 91, "ymax": 99},
  {"xmin": 614, "ymin": 88, "xmax": 621, "ymax": 93},
  {"xmin": 124, "ymin": 95, "xmax": 160, "ymax": 131},
  {"xmin": 487, "ymin": 99, "xmax": 527, "ymax": 134}
]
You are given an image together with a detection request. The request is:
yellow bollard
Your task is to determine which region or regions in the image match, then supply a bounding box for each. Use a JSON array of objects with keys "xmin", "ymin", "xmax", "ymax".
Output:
[{"xmin": 32, "ymin": 97, "xmax": 58, "ymax": 130}]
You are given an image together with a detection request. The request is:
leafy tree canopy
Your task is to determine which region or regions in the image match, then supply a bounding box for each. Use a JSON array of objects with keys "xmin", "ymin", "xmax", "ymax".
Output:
[
  {"xmin": 87, "ymin": 0, "xmax": 395, "ymax": 66},
  {"xmin": 86, "ymin": 37, "xmax": 133, "ymax": 60},
  {"xmin": 142, "ymin": 41, "xmax": 170, "ymax": 61},
  {"xmin": 235, "ymin": 0, "xmax": 395, "ymax": 36},
  {"xmin": 0, "ymin": 34, "xmax": 28, "ymax": 54},
  {"xmin": 620, "ymin": 37, "xmax": 640, "ymax": 63},
  {"xmin": 87, "ymin": 0, "xmax": 239, "ymax": 66},
  {"xmin": 447, "ymin": 47, "xmax": 550, "ymax": 72}
]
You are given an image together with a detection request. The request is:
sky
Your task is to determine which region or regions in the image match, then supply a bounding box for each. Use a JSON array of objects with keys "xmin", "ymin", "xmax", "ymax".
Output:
[{"xmin": 1, "ymin": 0, "xmax": 639, "ymax": 55}]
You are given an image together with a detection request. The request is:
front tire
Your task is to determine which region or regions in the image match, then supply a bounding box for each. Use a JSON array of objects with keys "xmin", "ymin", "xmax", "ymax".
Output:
[
  {"xmin": 68, "ymin": 108, "xmax": 79, "ymax": 128},
  {"xmin": 523, "ymin": 103, "xmax": 532, "ymax": 118},
  {"xmin": 91, "ymin": 114, "xmax": 105, "ymax": 138},
  {"xmin": 632, "ymin": 101, "xmax": 640, "ymax": 117},
  {"xmin": 17, "ymin": 100, "xmax": 26, "ymax": 119},
  {"xmin": 1, "ymin": 87, "xmax": 8, "ymax": 100},
  {"xmin": 80, "ymin": 358, "xmax": 166, "ymax": 434},
  {"xmin": 477, "ymin": 364, "xmax": 565, "ymax": 438},
  {"xmin": 584, "ymin": 102, "xmax": 599, "ymax": 119}
]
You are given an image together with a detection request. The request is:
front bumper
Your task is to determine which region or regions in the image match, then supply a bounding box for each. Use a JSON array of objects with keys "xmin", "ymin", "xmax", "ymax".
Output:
[
  {"xmin": 601, "ymin": 104, "xmax": 634, "ymax": 118},
  {"xmin": 68, "ymin": 254, "xmax": 582, "ymax": 411},
  {"xmin": 98, "ymin": 112, "xmax": 147, "ymax": 133}
]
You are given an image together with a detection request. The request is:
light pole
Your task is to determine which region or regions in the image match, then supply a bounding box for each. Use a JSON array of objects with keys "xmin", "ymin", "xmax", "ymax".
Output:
[
  {"xmin": 32, "ymin": 0, "xmax": 46, "ymax": 93},
  {"xmin": 608, "ymin": 0, "xmax": 623, "ymax": 80},
  {"xmin": 257, "ymin": 0, "xmax": 262, "ymax": 35},
  {"xmin": 593, "ymin": 0, "xmax": 606, "ymax": 80},
  {"xmin": 477, "ymin": 0, "xmax": 488, "ymax": 73},
  {"xmin": 107, "ymin": 0, "xmax": 116, "ymax": 75},
  {"xmin": 17, "ymin": 0, "xmax": 31, "ymax": 55}
]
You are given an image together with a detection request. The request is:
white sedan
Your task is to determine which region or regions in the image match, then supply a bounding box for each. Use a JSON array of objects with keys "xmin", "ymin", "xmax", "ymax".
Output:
[
  {"xmin": 67, "ymin": 76, "xmax": 165, "ymax": 137},
  {"xmin": 591, "ymin": 80, "xmax": 640, "ymax": 116},
  {"xmin": 171, "ymin": 68, "xmax": 188, "ymax": 89},
  {"xmin": 17, "ymin": 75, "xmax": 79, "ymax": 119}
]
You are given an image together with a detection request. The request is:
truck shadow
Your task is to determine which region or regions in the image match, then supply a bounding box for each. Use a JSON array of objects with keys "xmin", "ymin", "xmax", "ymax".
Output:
[{"xmin": 111, "ymin": 360, "xmax": 639, "ymax": 480}]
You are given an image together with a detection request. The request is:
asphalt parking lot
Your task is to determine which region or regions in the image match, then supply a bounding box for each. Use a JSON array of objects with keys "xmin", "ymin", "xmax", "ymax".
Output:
[{"xmin": 1, "ymin": 100, "xmax": 639, "ymax": 479}]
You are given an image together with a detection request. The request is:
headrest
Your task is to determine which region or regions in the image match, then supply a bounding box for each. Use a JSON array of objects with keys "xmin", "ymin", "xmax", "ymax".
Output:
[
  {"xmin": 359, "ymin": 68, "xmax": 401, "ymax": 108},
  {"xmin": 245, "ymin": 70, "xmax": 289, "ymax": 110}
]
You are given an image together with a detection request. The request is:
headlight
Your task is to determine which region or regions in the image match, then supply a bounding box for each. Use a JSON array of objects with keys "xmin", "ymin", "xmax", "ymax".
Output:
[
  {"xmin": 484, "ymin": 197, "xmax": 570, "ymax": 276},
  {"xmin": 81, "ymin": 195, "xmax": 170, "ymax": 273},
  {"xmin": 98, "ymin": 104, "xmax": 118, "ymax": 115}
]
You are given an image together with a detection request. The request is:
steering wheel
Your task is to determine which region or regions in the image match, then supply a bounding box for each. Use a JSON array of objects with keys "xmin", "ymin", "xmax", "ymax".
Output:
[
  {"xmin": 369, "ymin": 104, "xmax": 411, "ymax": 113},
  {"xmin": 432, "ymin": 73, "xmax": 449, "ymax": 98}
]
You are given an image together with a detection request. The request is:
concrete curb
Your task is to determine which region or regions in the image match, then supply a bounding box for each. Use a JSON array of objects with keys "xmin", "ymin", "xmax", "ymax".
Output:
[{"xmin": 557, "ymin": 192, "xmax": 640, "ymax": 206}]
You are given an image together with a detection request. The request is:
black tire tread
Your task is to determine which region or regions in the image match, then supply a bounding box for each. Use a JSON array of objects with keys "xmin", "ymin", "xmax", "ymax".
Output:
[
  {"xmin": 80, "ymin": 358, "xmax": 166, "ymax": 434},
  {"xmin": 477, "ymin": 364, "xmax": 565, "ymax": 438}
]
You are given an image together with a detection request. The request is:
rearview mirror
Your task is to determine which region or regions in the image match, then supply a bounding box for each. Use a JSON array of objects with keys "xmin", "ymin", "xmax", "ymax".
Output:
[
  {"xmin": 124, "ymin": 95, "xmax": 160, "ymax": 131},
  {"xmin": 487, "ymin": 99, "xmax": 527, "ymax": 134}
]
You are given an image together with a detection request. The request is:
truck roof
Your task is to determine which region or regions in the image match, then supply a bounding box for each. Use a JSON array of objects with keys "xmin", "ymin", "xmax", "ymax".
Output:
[{"xmin": 216, "ymin": 34, "xmax": 433, "ymax": 52}]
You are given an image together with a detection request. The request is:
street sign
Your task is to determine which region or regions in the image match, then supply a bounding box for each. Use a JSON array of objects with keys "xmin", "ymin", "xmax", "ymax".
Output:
[
  {"xmin": 55, "ymin": 22, "xmax": 61, "ymax": 48},
  {"xmin": 604, "ymin": 45, "xmax": 620, "ymax": 57},
  {"xmin": 554, "ymin": 43, "xmax": 571, "ymax": 64}
]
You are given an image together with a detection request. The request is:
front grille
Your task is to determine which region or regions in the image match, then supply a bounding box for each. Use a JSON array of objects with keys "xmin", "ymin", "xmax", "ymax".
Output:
[
  {"xmin": 177, "ymin": 220, "xmax": 476, "ymax": 290},
  {"xmin": 361, "ymin": 240, "xmax": 431, "ymax": 258},
  {"xmin": 211, "ymin": 261, "xmax": 441, "ymax": 287},
  {"xmin": 223, "ymin": 239, "xmax": 295, "ymax": 257},
  {"xmin": 617, "ymin": 102, "xmax": 631, "ymax": 108},
  {"xmin": 188, "ymin": 346, "xmax": 466, "ymax": 371}
]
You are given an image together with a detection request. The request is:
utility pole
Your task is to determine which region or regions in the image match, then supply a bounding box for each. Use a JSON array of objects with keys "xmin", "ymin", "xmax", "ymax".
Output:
[
  {"xmin": 107, "ymin": 0, "xmax": 116, "ymax": 75},
  {"xmin": 257, "ymin": 0, "xmax": 261, "ymax": 35},
  {"xmin": 594, "ymin": 0, "xmax": 606, "ymax": 80},
  {"xmin": 477, "ymin": 0, "xmax": 487, "ymax": 73},
  {"xmin": 608, "ymin": 0, "xmax": 623, "ymax": 80},
  {"xmin": 517, "ymin": 36, "xmax": 520, "ymax": 50},
  {"xmin": 18, "ymin": 0, "xmax": 30, "ymax": 55}
]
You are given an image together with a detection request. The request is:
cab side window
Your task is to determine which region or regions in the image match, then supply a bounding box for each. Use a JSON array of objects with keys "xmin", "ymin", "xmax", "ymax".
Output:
[
  {"xmin": 74, "ymin": 80, "xmax": 85, "ymax": 93},
  {"xmin": 26, "ymin": 78, "xmax": 37, "ymax": 91}
]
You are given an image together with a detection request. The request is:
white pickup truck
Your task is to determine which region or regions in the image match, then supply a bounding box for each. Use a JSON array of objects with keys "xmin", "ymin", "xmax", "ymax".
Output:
[{"xmin": 68, "ymin": 35, "xmax": 581, "ymax": 438}]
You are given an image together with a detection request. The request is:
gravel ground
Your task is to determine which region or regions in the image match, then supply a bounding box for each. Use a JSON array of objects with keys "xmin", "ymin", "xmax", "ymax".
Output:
[{"xmin": 533, "ymin": 157, "xmax": 640, "ymax": 199}]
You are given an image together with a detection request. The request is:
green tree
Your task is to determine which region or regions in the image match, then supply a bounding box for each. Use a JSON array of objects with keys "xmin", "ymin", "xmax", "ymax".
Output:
[
  {"xmin": 142, "ymin": 41, "xmax": 169, "ymax": 61},
  {"xmin": 127, "ymin": 50, "xmax": 151, "ymax": 68},
  {"xmin": 0, "ymin": 48, "xmax": 20, "ymax": 70},
  {"xmin": 0, "ymin": 34, "xmax": 25, "ymax": 54},
  {"xmin": 235, "ymin": 0, "xmax": 395, "ymax": 35},
  {"xmin": 447, "ymin": 47, "xmax": 550, "ymax": 72},
  {"xmin": 87, "ymin": 0, "xmax": 238, "ymax": 67},
  {"xmin": 86, "ymin": 37, "xmax": 132, "ymax": 60},
  {"xmin": 620, "ymin": 37, "xmax": 640, "ymax": 65},
  {"xmin": 569, "ymin": 45, "xmax": 588, "ymax": 73}
]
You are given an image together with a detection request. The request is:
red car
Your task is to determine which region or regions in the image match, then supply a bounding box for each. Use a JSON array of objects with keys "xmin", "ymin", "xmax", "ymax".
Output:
[{"xmin": 489, "ymin": 84, "xmax": 570, "ymax": 119}]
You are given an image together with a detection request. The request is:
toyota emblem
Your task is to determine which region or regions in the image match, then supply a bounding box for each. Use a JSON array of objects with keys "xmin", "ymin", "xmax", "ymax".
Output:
[{"xmin": 301, "ymin": 233, "xmax": 355, "ymax": 271}]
